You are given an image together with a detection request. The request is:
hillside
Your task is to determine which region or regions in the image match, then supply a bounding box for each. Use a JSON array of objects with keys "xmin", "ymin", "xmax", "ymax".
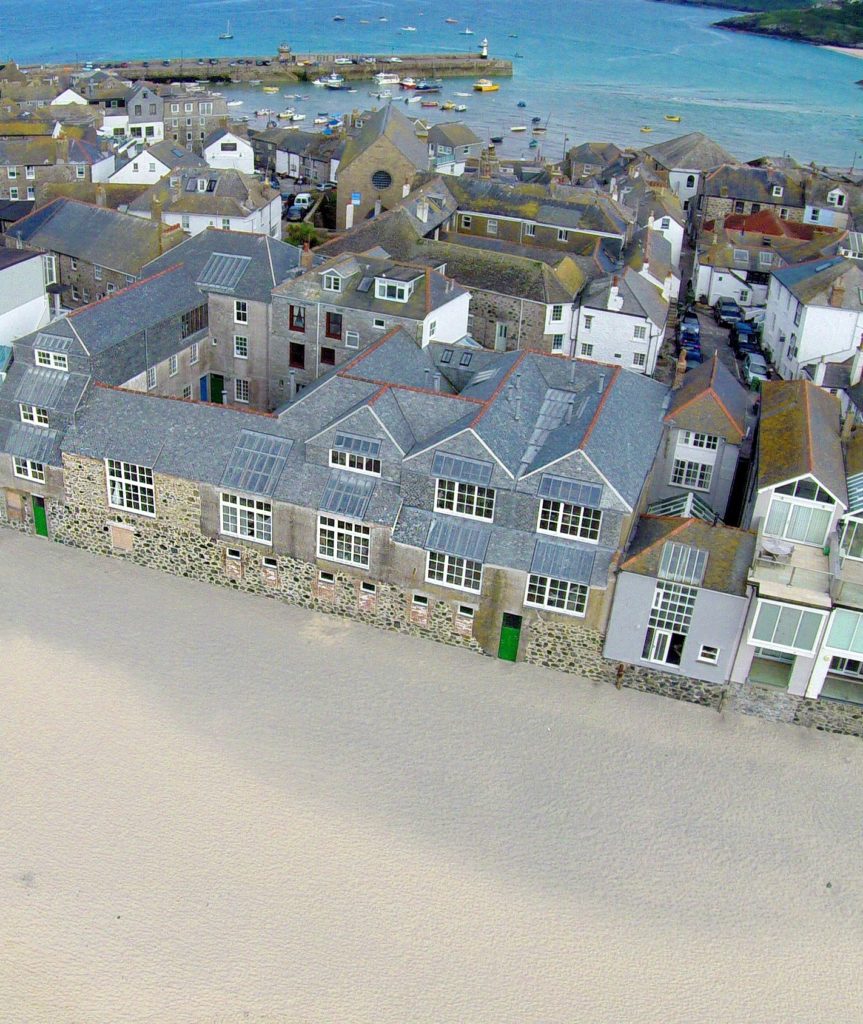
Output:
[
  {"xmin": 716, "ymin": 2, "xmax": 863, "ymax": 46},
  {"xmin": 652, "ymin": 0, "xmax": 812, "ymax": 12}
]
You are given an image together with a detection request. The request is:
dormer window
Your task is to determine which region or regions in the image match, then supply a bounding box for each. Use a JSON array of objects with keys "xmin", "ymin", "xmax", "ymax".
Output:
[
  {"xmin": 323, "ymin": 272, "xmax": 342, "ymax": 292},
  {"xmin": 375, "ymin": 279, "xmax": 410, "ymax": 302},
  {"xmin": 828, "ymin": 190, "xmax": 847, "ymax": 208},
  {"xmin": 772, "ymin": 185, "xmax": 783, "ymax": 198},
  {"xmin": 197, "ymin": 178, "xmax": 207, "ymax": 192}
]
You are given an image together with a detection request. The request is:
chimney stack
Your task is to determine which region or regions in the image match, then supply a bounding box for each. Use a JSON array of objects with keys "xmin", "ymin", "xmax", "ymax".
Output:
[
  {"xmin": 514, "ymin": 392, "xmax": 521, "ymax": 421},
  {"xmin": 433, "ymin": 371, "xmax": 441, "ymax": 392},
  {"xmin": 598, "ymin": 372, "xmax": 605, "ymax": 394},
  {"xmin": 672, "ymin": 349, "xmax": 688, "ymax": 390},
  {"xmin": 300, "ymin": 240, "xmax": 313, "ymax": 270},
  {"xmin": 565, "ymin": 394, "xmax": 574, "ymax": 425},
  {"xmin": 829, "ymin": 275, "xmax": 846, "ymax": 308},
  {"xmin": 842, "ymin": 410, "xmax": 857, "ymax": 443},
  {"xmin": 373, "ymin": 197, "xmax": 382, "ymax": 218},
  {"xmin": 289, "ymin": 369, "xmax": 297, "ymax": 399},
  {"xmin": 851, "ymin": 341, "xmax": 863, "ymax": 388}
]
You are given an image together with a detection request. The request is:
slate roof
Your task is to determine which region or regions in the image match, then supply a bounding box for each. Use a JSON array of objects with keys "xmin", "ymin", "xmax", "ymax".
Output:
[
  {"xmin": 127, "ymin": 169, "xmax": 278, "ymax": 219},
  {"xmin": 665, "ymin": 354, "xmax": 749, "ymax": 444},
  {"xmin": 583, "ymin": 266, "xmax": 668, "ymax": 328},
  {"xmin": 129, "ymin": 140, "xmax": 207, "ymax": 171},
  {"xmin": 428, "ymin": 122, "xmax": 481, "ymax": 149},
  {"xmin": 621, "ymin": 516, "xmax": 756, "ymax": 596},
  {"xmin": 772, "ymin": 256, "xmax": 863, "ymax": 309},
  {"xmin": 758, "ymin": 379, "xmax": 847, "ymax": 504},
  {"xmin": 6, "ymin": 197, "xmax": 166, "ymax": 275},
  {"xmin": 702, "ymin": 164, "xmax": 806, "ymax": 208},
  {"xmin": 0, "ymin": 247, "xmax": 41, "ymax": 272},
  {"xmin": 144, "ymin": 228, "xmax": 301, "ymax": 302},
  {"xmin": 643, "ymin": 132, "xmax": 736, "ymax": 172},
  {"xmin": 338, "ymin": 104, "xmax": 430, "ymax": 174},
  {"xmin": 0, "ymin": 198, "xmax": 35, "ymax": 223}
]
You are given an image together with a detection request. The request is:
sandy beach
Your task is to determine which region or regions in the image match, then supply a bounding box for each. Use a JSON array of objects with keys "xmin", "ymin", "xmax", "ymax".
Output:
[
  {"xmin": 822, "ymin": 44, "xmax": 863, "ymax": 61},
  {"xmin": 2, "ymin": 530, "xmax": 863, "ymax": 1023}
]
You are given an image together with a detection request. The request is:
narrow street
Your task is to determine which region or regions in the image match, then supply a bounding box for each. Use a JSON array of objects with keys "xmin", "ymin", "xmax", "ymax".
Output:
[{"xmin": 2, "ymin": 531, "xmax": 862, "ymax": 1023}]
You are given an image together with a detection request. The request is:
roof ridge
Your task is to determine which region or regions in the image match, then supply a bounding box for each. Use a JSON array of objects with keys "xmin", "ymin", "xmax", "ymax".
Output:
[
  {"xmin": 580, "ymin": 365, "xmax": 621, "ymax": 448},
  {"xmin": 468, "ymin": 350, "xmax": 529, "ymax": 429},
  {"xmin": 803, "ymin": 379, "xmax": 815, "ymax": 475},
  {"xmin": 620, "ymin": 517, "xmax": 693, "ymax": 570},
  {"xmin": 92, "ymin": 380, "xmax": 278, "ymax": 416}
]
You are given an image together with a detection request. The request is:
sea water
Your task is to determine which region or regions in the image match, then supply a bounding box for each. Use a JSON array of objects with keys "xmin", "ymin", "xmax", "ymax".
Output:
[{"xmin": 5, "ymin": 0, "xmax": 862, "ymax": 165}]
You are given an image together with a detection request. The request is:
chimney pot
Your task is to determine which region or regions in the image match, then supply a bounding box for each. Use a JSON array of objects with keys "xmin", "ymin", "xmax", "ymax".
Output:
[
  {"xmin": 433, "ymin": 371, "xmax": 441, "ymax": 392},
  {"xmin": 289, "ymin": 369, "xmax": 297, "ymax": 398}
]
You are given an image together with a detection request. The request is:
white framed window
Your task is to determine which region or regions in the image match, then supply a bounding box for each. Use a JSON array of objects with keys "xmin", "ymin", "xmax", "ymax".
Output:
[
  {"xmin": 182, "ymin": 385, "xmax": 192, "ymax": 399},
  {"xmin": 660, "ymin": 217, "xmax": 670, "ymax": 229},
  {"xmin": 25, "ymin": 165, "xmax": 35, "ymax": 180},
  {"xmin": 375, "ymin": 280, "xmax": 407, "ymax": 301},
  {"xmin": 698, "ymin": 644, "xmax": 720, "ymax": 665},
  {"xmin": 43, "ymin": 254, "xmax": 57, "ymax": 286},
  {"xmin": 557, "ymin": 228, "xmax": 568, "ymax": 242},
  {"xmin": 373, "ymin": 318, "xmax": 386, "ymax": 329},
  {"xmin": 106, "ymin": 283, "xmax": 116, "ymax": 295},
  {"xmin": 168, "ymin": 354, "xmax": 178, "ymax": 376},
  {"xmin": 426, "ymin": 550, "xmax": 482, "ymax": 592},
  {"xmin": 525, "ymin": 574, "xmax": 588, "ymax": 616},
  {"xmin": 361, "ymin": 580, "xmax": 376, "ymax": 594},
  {"xmin": 435, "ymin": 478, "xmax": 495, "ymax": 521},
  {"xmin": 764, "ymin": 496, "xmax": 832, "ymax": 547},
  {"xmin": 345, "ymin": 330, "xmax": 360, "ymax": 349},
  {"xmin": 234, "ymin": 299, "xmax": 248, "ymax": 323},
  {"xmin": 679, "ymin": 431, "xmax": 718, "ymax": 450},
  {"xmin": 428, "ymin": 320, "xmax": 437, "ymax": 338},
  {"xmin": 330, "ymin": 449, "xmax": 381, "ymax": 476},
  {"xmin": 632, "ymin": 352, "xmax": 646, "ymax": 369},
  {"xmin": 106, "ymin": 459, "xmax": 155, "ymax": 516},
  {"xmin": 7, "ymin": 166, "xmax": 16, "ymax": 179},
  {"xmin": 146, "ymin": 366, "xmax": 156, "ymax": 390},
  {"xmin": 460, "ymin": 214, "xmax": 472, "ymax": 230},
  {"xmin": 234, "ymin": 335, "xmax": 248, "ymax": 359},
  {"xmin": 524, "ymin": 222, "xmax": 536, "ymax": 238},
  {"xmin": 550, "ymin": 304, "xmax": 563, "ymax": 323},
  {"xmin": 13, "ymin": 457, "xmax": 45, "ymax": 483},
  {"xmin": 486, "ymin": 219, "xmax": 498, "ymax": 236},
  {"xmin": 221, "ymin": 218, "xmax": 231, "ymax": 230},
  {"xmin": 70, "ymin": 285, "xmax": 80, "ymax": 302},
  {"xmin": 580, "ymin": 342, "xmax": 593, "ymax": 357},
  {"xmin": 641, "ymin": 581, "xmax": 697, "ymax": 666},
  {"xmin": 8, "ymin": 187, "xmax": 18, "ymax": 200},
  {"xmin": 749, "ymin": 599, "xmax": 826, "ymax": 656},
  {"xmin": 318, "ymin": 514, "xmax": 370, "ymax": 567},
  {"xmin": 70, "ymin": 258, "xmax": 78, "ymax": 270},
  {"xmin": 412, "ymin": 593, "xmax": 428, "ymax": 607},
  {"xmin": 19, "ymin": 404, "xmax": 48, "ymax": 426},
  {"xmin": 189, "ymin": 341, "xmax": 199, "ymax": 364},
  {"xmin": 125, "ymin": 274, "xmax": 135, "ymax": 285},
  {"xmin": 35, "ymin": 350, "xmax": 68, "ymax": 371},
  {"xmin": 772, "ymin": 185, "xmax": 783, "ymax": 198},
  {"xmin": 552, "ymin": 334, "xmax": 564, "ymax": 353},
  {"xmin": 583, "ymin": 315, "xmax": 593, "ymax": 331},
  {"xmin": 220, "ymin": 492, "xmax": 272, "ymax": 544},
  {"xmin": 234, "ymin": 378, "xmax": 250, "ymax": 404},
  {"xmin": 457, "ymin": 604, "xmax": 475, "ymax": 618},
  {"xmin": 94, "ymin": 265, "xmax": 103, "ymax": 281},
  {"xmin": 633, "ymin": 324, "xmax": 647, "ymax": 340},
  {"xmin": 26, "ymin": 186, "xmax": 35, "ymax": 201},
  {"xmin": 322, "ymin": 273, "xmax": 341, "ymax": 292},
  {"xmin": 181, "ymin": 215, "xmax": 190, "ymax": 231},
  {"xmin": 671, "ymin": 459, "xmax": 712, "ymax": 491},
  {"xmin": 538, "ymin": 499, "xmax": 601, "ymax": 542}
]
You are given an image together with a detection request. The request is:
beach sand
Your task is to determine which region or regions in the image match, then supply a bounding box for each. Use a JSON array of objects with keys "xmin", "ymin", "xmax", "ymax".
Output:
[
  {"xmin": 822, "ymin": 44, "xmax": 863, "ymax": 61},
  {"xmin": 2, "ymin": 530, "xmax": 863, "ymax": 1023}
]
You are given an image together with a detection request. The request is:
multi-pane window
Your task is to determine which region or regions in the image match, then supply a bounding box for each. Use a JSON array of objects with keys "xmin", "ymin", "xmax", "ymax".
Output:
[
  {"xmin": 426, "ymin": 550, "xmax": 482, "ymax": 592},
  {"xmin": 487, "ymin": 219, "xmax": 498, "ymax": 235},
  {"xmin": 181, "ymin": 303, "xmax": 208, "ymax": 338},
  {"xmin": 189, "ymin": 341, "xmax": 199, "ymax": 364},
  {"xmin": 538, "ymin": 499, "xmax": 601, "ymax": 541},
  {"xmin": 552, "ymin": 334, "xmax": 564, "ymax": 353},
  {"xmin": 557, "ymin": 228, "xmax": 568, "ymax": 242},
  {"xmin": 580, "ymin": 342, "xmax": 594, "ymax": 357},
  {"xmin": 146, "ymin": 366, "xmax": 156, "ymax": 390},
  {"xmin": 671, "ymin": 459, "xmax": 712, "ymax": 491},
  {"xmin": 234, "ymin": 300, "xmax": 248, "ymax": 324},
  {"xmin": 326, "ymin": 312, "xmax": 343, "ymax": 339},
  {"xmin": 106, "ymin": 459, "xmax": 155, "ymax": 516},
  {"xmin": 220, "ymin": 493, "xmax": 272, "ymax": 544},
  {"xmin": 323, "ymin": 273, "xmax": 341, "ymax": 292},
  {"xmin": 632, "ymin": 352, "xmax": 646, "ymax": 369},
  {"xmin": 94, "ymin": 265, "xmax": 103, "ymax": 281},
  {"xmin": 289, "ymin": 342, "xmax": 305, "ymax": 369},
  {"xmin": 169, "ymin": 354, "xmax": 178, "ymax": 376},
  {"xmin": 234, "ymin": 378, "xmax": 250, "ymax": 404},
  {"xmin": 641, "ymin": 581, "xmax": 697, "ymax": 666},
  {"xmin": 435, "ymin": 479, "xmax": 495, "ymax": 521},
  {"xmin": 525, "ymin": 575, "xmax": 588, "ymax": 616},
  {"xmin": 345, "ymin": 330, "xmax": 360, "ymax": 349},
  {"xmin": 289, "ymin": 305, "xmax": 306, "ymax": 332},
  {"xmin": 35, "ymin": 350, "xmax": 68, "ymax": 371},
  {"xmin": 633, "ymin": 325, "xmax": 647, "ymax": 340},
  {"xmin": 330, "ymin": 450, "xmax": 381, "ymax": 476},
  {"xmin": 583, "ymin": 315, "xmax": 593, "ymax": 331},
  {"xmin": 679, "ymin": 431, "xmax": 718, "ymax": 450},
  {"xmin": 13, "ymin": 457, "xmax": 45, "ymax": 483},
  {"xmin": 19, "ymin": 404, "xmax": 48, "ymax": 426},
  {"xmin": 234, "ymin": 335, "xmax": 248, "ymax": 358},
  {"xmin": 765, "ymin": 497, "xmax": 832, "ymax": 547},
  {"xmin": 750, "ymin": 599, "xmax": 826, "ymax": 655},
  {"xmin": 318, "ymin": 515, "xmax": 370, "ymax": 567}
]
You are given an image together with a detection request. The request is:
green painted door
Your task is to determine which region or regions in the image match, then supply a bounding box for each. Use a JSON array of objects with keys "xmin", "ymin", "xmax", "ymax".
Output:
[
  {"xmin": 32, "ymin": 495, "xmax": 48, "ymax": 537},
  {"xmin": 210, "ymin": 374, "xmax": 225, "ymax": 405},
  {"xmin": 498, "ymin": 613, "xmax": 522, "ymax": 662}
]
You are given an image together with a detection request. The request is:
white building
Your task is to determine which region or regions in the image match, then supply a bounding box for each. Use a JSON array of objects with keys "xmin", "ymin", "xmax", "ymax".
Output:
[
  {"xmin": 574, "ymin": 266, "xmax": 669, "ymax": 375},
  {"xmin": 0, "ymin": 249, "xmax": 52, "ymax": 344},
  {"xmin": 51, "ymin": 88, "xmax": 88, "ymax": 106},
  {"xmin": 109, "ymin": 141, "xmax": 206, "ymax": 186},
  {"xmin": 762, "ymin": 257, "xmax": 863, "ymax": 381},
  {"xmin": 203, "ymin": 130, "xmax": 254, "ymax": 175},
  {"xmin": 642, "ymin": 132, "xmax": 736, "ymax": 213}
]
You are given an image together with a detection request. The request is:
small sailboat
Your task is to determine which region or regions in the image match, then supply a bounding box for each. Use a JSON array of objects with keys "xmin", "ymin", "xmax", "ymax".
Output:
[
  {"xmin": 664, "ymin": 114, "xmax": 681, "ymax": 122},
  {"xmin": 219, "ymin": 19, "xmax": 233, "ymax": 39},
  {"xmin": 461, "ymin": 27, "xmax": 474, "ymax": 35},
  {"xmin": 510, "ymin": 125, "xmax": 527, "ymax": 132}
]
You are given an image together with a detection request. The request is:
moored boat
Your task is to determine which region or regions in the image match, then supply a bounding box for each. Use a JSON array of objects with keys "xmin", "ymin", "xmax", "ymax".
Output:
[
  {"xmin": 664, "ymin": 114, "xmax": 681, "ymax": 122},
  {"xmin": 399, "ymin": 77, "xmax": 418, "ymax": 89},
  {"xmin": 226, "ymin": 100, "xmax": 243, "ymax": 107},
  {"xmin": 461, "ymin": 27, "xmax": 474, "ymax": 34},
  {"xmin": 420, "ymin": 100, "xmax": 439, "ymax": 108},
  {"xmin": 454, "ymin": 103, "xmax": 467, "ymax": 112},
  {"xmin": 262, "ymin": 86, "xmax": 279, "ymax": 94},
  {"xmin": 445, "ymin": 17, "xmax": 458, "ymax": 23},
  {"xmin": 473, "ymin": 79, "xmax": 499, "ymax": 92},
  {"xmin": 640, "ymin": 125, "xmax": 653, "ymax": 132},
  {"xmin": 490, "ymin": 134, "xmax": 503, "ymax": 143},
  {"xmin": 441, "ymin": 100, "xmax": 456, "ymax": 110},
  {"xmin": 374, "ymin": 72, "xmax": 401, "ymax": 85},
  {"xmin": 510, "ymin": 125, "xmax": 527, "ymax": 132},
  {"xmin": 415, "ymin": 80, "xmax": 441, "ymax": 92}
]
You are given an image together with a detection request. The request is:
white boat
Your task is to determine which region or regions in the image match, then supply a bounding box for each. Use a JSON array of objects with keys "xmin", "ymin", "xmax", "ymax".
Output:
[
  {"xmin": 291, "ymin": 112, "xmax": 306, "ymax": 121},
  {"xmin": 454, "ymin": 103, "xmax": 467, "ymax": 112},
  {"xmin": 405, "ymin": 95, "xmax": 422, "ymax": 104},
  {"xmin": 277, "ymin": 109, "xmax": 294, "ymax": 119},
  {"xmin": 255, "ymin": 108, "xmax": 274, "ymax": 116},
  {"xmin": 226, "ymin": 100, "xmax": 243, "ymax": 107},
  {"xmin": 461, "ymin": 27, "xmax": 474, "ymax": 34},
  {"xmin": 314, "ymin": 116, "xmax": 328, "ymax": 124},
  {"xmin": 510, "ymin": 125, "xmax": 527, "ymax": 132},
  {"xmin": 401, "ymin": 26, "xmax": 417, "ymax": 31},
  {"xmin": 249, "ymin": 79, "xmax": 261, "ymax": 85},
  {"xmin": 374, "ymin": 72, "xmax": 401, "ymax": 84},
  {"xmin": 321, "ymin": 73, "xmax": 346, "ymax": 89},
  {"xmin": 370, "ymin": 89, "xmax": 392, "ymax": 99},
  {"xmin": 455, "ymin": 91, "xmax": 470, "ymax": 97},
  {"xmin": 218, "ymin": 19, "xmax": 233, "ymax": 39}
]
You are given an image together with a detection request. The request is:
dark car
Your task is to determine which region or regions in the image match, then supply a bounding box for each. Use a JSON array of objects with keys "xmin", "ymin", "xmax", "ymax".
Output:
[
  {"xmin": 678, "ymin": 331, "xmax": 701, "ymax": 353},
  {"xmin": 286, "ymin": 205, "xmax": 305, "ymax": 221},
  {"xmin": 730, "ymin": 321, "xmax": 761, "ymax": 356},
  {"xmin": 162, "ymin": 60, "xmax": 171, "ymax": 66},
  {"xmin": 684, "ymin": 345, "xmax": 704, "ymax": 366},
  {"xmin": 680, "ymin": 310, "xmax": 700, "ymax": 338},
  {"xmin": 714, "ymin": 297, "xmax": 743, "ymax": 326}
]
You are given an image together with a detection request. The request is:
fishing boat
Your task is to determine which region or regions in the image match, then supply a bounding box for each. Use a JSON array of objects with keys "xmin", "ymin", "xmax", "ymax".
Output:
[
  {"xmin": 374, "ymin": 72, "xmax": 401, "ymax": 84},
  {"xmin": 255, "ymin": 108, "xmax": 274, "ymax": 117},
  {"xmin": 664, "ymin": 114, "xmax": 681, "ymax": 122},
  {"xmin": 226, "ymin": 100, "xmax": 243, "ymax": 107},
  {"xmin": 445, "ymin": 17, "xmax": 458, "ymax": 23},
  {"xmin": 529, "ymin": 139, "xmax": 539, "ymax": 148},
  {"xmin": 262, "ymin": 86, "xmax": 279, "ymax": 94},
  {"xmin": 517, "ymin": 101, "xmax": 527, "ymax": 108},
  {"xmin": 473, "ymin": 79, "xmax": 499, "ymax": 92},
  {"xmin": 399, "ymin": 77, "xmax": 417, "ymax": 89},
  {"xmin": 218, "ymin": 20, "xmax": 233, "ymax": 40},
  {"xmin": 640, "ymin": 125, "xmax": 653, "ymax": 133},
  {"xmin": 370, "ymin": 89, "xmax": 393, "ymax": 99},
  {"xmin": 415, "ymin": 80, "xmax": 441, "ymax": 93},
  {"xmin": 454, "ymin": 103, "xmax": 467, "ymax": 112},
  {"xmin": 379, "ymin": 16, "xmax": 388, "ymax": 21},
  {"xmin": 277, "ymin": 109, "xmax": 294, "ymax": 119},
  {"xmin": 314, "ymin": 116, "xmax": 329, "ymax": 125},
  {"xmin": 249, "ymin": 79, "xmax": 261, "ymax": 85},
  {"xmin": 441, "ymin": 100, "xmax": 456, "ymax": 110},
  {"xmin": 510, "ymin": 125, "xmax": 527, "ymax": 132},
  {"xmin": 405, "ymin": 95, "xmax": 422, "ymax": 104},
  {"xmin": 322, "ymin": 73, "xmax": 347, "ymax": 90}
]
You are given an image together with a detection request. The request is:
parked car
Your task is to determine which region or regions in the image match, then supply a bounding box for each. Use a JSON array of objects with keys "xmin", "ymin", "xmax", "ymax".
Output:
[
  {"xmin": 714, "ymin": 297, "xmax": 743, "ymax": 326},
  {"xmin": 677, "ymin": 332, "xmax": 701, "ymax": 353},
  {"xmin": 742, "ymin": 352, "xmax": 769, "ymax": 388},
  {"xmin": 286, "ymin": 205, "xmax": 305, "ymax": 222},
  {"xmin": 389, "ymin": 57, "xmax": 403, "ymax": 63},
  {"xmin": 680, "ymin": 310, "xmax": 700, "ymax": 338},
  {"xmin": 315, "ymin": 180, "xmax": 337, "ymax": 192},
  {"xmin": 334, "ymin": 57, "xmax": 352, "ymax": 65},
  {"xmin": 684, "ymin": 345, "xmax": 704, "ymax": 366},
  {"xmin": 293, "ymin": 192, "xmax": 314, "ymax": 210},
  {"xmin": 730, "ymin": 321, "xmax": 761, "ymax": 356}
]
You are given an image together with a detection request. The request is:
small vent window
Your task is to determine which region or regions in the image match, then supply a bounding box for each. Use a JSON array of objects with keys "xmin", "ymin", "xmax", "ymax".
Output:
[{"xmin": 371, "ymin": 169, "xmax": 392, "ymax": 190}]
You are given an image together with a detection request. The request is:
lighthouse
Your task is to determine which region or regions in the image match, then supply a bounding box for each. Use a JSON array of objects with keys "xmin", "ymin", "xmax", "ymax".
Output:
[{"xmin": 480, "ymin": 38, "xmax": 488, "ymax": 60}]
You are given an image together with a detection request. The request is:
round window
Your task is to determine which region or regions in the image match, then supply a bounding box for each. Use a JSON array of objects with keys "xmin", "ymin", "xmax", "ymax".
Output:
[{"xmin": 371, "ymin": 169, "xmax": 392, "ymax": 190}]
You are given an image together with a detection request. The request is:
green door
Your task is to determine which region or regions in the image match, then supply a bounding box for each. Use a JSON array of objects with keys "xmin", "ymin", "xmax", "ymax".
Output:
[
  {"xmin": 210, "ymin": 374, "xmax": 225, "ymax": 405},
  {"xmin": 32, "ymin": 495, "xmax": 48, "ymax": 537},
  {"xmin": 497, "ymin": 612, "xmax": 522, "ymax": 662}
]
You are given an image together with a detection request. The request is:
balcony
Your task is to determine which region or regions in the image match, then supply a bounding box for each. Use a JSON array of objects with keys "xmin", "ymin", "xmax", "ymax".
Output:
[
  {"xmin": 831, "ymin": 555, "xmax": 863, "ymax": 610},
  {"xmin": 749, "ymin": 535, "xmax": 832, "ymax": 608}
]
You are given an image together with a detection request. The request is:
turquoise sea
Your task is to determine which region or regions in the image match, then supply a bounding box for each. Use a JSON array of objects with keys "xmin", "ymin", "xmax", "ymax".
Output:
[{"xmin": 4, "ymin": 0, "xmax": 862, "ymax": 165}]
